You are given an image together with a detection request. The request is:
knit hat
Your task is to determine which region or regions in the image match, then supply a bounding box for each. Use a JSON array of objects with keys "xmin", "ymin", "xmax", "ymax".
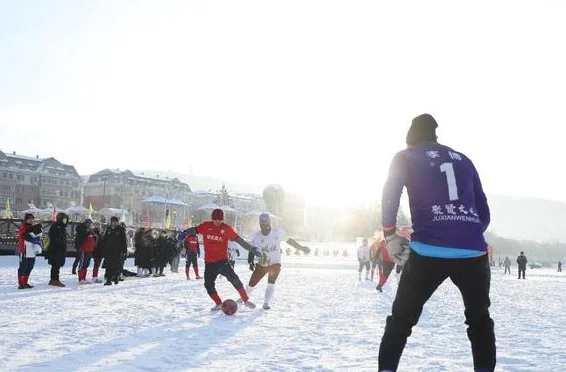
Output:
[
  {"xmin": 84, "ymin": 218, "xmax": 93, "ymax": 224},
  {"xmin": 24, "ymin": 213, "xmax": 35, "ymax": 221},
  {"xmin": 406, "ymin": 114, "xmax": 438, "ymax": 146},
  {"xmin": 211, "ymin": 209, "xmax": 224, "ymax": 220},
  {"xmin": 110, "ymin": 216, "xmax": 119, "ymax": 223},
  {"xmin": 259, "ymin": 213, "xmax": 271, "ymax": 224}
]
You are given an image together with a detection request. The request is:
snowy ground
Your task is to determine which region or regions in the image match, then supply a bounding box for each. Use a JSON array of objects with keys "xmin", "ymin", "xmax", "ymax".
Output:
[{"xmin": 1, "ymin": 245, "xmax": 565, "ymax": 371}]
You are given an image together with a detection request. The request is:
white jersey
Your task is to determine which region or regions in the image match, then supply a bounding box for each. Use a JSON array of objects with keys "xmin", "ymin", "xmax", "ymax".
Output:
[
  {"xmin": 357, "ymin": 244, "xmax": 370, "ymax": 262},
  {"xmin": 251, "ymin": 228, "xmax": 287, "ymax": 266}
]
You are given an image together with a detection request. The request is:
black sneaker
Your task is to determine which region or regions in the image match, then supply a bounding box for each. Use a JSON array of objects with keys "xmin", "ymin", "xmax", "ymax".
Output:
[
  {"xmin": 104, "ymin": 281, "xmax": 112, "ymax": 286},
  {"xmin": 18, "ymin": 284, "xmax": 25, "ymax": 289},
  {"xmin": 24, "ymin": 284, "xmax": 34, "ymax": 289}
]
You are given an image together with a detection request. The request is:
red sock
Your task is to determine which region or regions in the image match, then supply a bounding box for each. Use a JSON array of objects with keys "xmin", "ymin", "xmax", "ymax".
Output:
[
  {"xmin": 23, "ymin": 276, "xmax": 29, "ymax": 285},
  {"xmin": 210, "ymin": 292, "xmax": 222, "ymax": 305},
  {"xmin": 185, "ymin": 267, "xmax": 190, "ymax": 279},
  {"xmin": 237, "ymin": 287, "xmax": 249, "ymax": 302},
  {"xmin": 93, "ymin": 267, "xmax": 99, "ymax": 278},
  {"xmin": 18, "ymin": 276, "xmax": 23, "ymax": 285},
  {"xmin": 194, "ymin": 267, "xmax": 200, "ymax": 277}
]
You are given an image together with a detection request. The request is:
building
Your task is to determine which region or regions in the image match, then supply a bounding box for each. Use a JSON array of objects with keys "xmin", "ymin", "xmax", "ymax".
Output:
[
  {"xmin": 83, "ymin": 169, "xmax": 192, "ymax": 225},
  {"xmin": 0, "ymin": 150, "xmax": 82, "ymax": 211}
]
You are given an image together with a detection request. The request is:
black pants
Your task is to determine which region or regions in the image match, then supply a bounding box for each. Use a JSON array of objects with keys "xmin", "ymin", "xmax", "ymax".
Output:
[
  {"xmin": 79, "ymin": 252, "xmax": 93, "ymax": 271},
  {"xmin": 72, "ymin": 253, "xmax": 80, "ymax": 273},
  {"xmin": 378, "ymin": 252, "xmax": 496, "ymax": 372},
  {"xmin": 186, "ymin": 252, "xmax": 198, "ymax": 269},
  {"xmin": 50, "ymin": 264, "xmax": 61, "ymax": 281},
  {"xmin": 518, "ymin": 267, "xmax": 526, "ymax": 279},
  {"xmin": 358, "ymin": 260, "xmax": 370, "ymax": 273},
  {"xmin": 18, "ymin": 255, "xmax": 35, "ymax": 277},
  {"xmin": 204, "ymin": 260, "xmax": 244, "ymax": 295}
]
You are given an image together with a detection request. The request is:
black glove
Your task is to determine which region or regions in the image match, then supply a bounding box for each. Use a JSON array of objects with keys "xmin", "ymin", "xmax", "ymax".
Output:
[
  {"xmin": 236, "ymin": 249, "xmax": 240, "ymax": 257},
  {"xmin": 302, "ymin": 246, "xmax": 311, "ymax": 254},
  {"xmin": 249, "ymin": 262, "xmax": 255, "ymax": 271},
  {"xmin": 251, "ymin": 246, "xmax": 262, "ymax": 258}
]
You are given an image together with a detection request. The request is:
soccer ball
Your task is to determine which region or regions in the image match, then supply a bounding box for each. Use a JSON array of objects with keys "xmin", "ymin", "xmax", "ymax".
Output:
[{"xmin": 221, "ymin": 299, "xmax": 238, "ymax": 315}]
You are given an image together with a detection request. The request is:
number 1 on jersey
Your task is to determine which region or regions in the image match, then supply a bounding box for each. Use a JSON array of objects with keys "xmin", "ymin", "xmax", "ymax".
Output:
[{"xmin": 440, "ymin": 162, "xmax": 459, "ymax": 201}]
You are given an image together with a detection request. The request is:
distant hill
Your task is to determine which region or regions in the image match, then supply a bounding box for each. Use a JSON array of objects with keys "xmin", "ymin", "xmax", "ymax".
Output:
[{"xmin": 487, "ymin": 195, "xmax": 566, "ymax": 243}]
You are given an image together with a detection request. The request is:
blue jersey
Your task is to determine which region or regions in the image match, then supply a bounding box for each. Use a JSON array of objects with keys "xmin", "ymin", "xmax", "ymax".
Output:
[{"xmin": 382, "ymin": 142, "xmax": 490, "ymax": 253}]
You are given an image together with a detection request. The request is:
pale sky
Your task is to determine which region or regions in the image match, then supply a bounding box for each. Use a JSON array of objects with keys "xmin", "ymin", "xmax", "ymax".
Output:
[{"xmin": 1, "ymin": 0, "xmax": 565, "ymax": 207}]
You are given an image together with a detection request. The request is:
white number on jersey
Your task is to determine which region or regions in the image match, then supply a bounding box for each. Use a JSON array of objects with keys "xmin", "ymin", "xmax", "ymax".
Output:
[{"xmin": 440, "ymin": 162, "xmax": 459, "ymax": 201}]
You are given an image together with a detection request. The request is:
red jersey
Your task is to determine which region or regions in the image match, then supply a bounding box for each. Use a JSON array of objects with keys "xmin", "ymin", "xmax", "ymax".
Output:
[
  {"xmin": 370, "ymin": 243, "xmax": 379, "ymax": 260},
  {"xmin": 378, "ymin": 239, "xmax": 395, "ymax": 263},
  {"xmin": 81, "ymin": 234, "xmax": 96, "ymax": 253},
  {"xmin": 184, "ymin": 235, "xmax": 199, "ymax": 253},
  {"xmin": 195, "ymin": 221, "xmax": 239, "ymax": 263}
]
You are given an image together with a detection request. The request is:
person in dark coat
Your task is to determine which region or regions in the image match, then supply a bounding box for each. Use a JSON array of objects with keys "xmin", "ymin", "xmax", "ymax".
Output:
[
  {"xmin": 517, "ymin": 251, "xmax": 527, "ymax": 279},
  {"xmin": 71, "ymin": 220, "xmax": 85, "ymax": 275},
  {"xmin": 134, "ymin": 227, "xmax": 148, "ymax": 277},
  {"xmin": 46, "ymin": 212, "xmax": 69, "ymax": 287},
  {"xmin": 101, "ymin": 216, "xmax": 127, "ymax": 285},
  {"xmin": 91, "ymin": 221, "xmax": 104, "ymax": 282}
]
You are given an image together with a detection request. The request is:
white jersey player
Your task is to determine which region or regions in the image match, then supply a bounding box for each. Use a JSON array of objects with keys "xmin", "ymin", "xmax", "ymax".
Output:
[{"xmin": 245, "ymin": 213, "xmax": 310, "ymax": 309}]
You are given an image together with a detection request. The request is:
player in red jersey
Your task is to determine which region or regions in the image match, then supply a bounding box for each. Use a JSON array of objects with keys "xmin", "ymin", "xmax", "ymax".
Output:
[{"xmin": 184, "ymin": 209, "xmax": 260, "ymax": 311}]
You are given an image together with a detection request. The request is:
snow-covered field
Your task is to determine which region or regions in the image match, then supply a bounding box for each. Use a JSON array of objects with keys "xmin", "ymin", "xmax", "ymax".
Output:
[{"xmin": 1, "ymin": 245, "xmax": 565, "ymax": 371}]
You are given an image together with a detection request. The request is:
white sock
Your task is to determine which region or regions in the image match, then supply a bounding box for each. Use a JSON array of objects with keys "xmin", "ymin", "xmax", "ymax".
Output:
[
  {"xmin": 246, "ymin": 285, "xmax": 255, "ymax": 297},
  {"xmin": 264, "ymin": 284, "xmax": 275, "ymax": 306}
]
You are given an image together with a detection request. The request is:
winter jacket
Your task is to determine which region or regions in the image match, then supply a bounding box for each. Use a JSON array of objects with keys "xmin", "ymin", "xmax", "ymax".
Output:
[
  {"xmin": 376, "ymin": 239, "xmax": 395, "ymax": 263},
  {"xmin": 47, "ymin": 213, "xmax": 69, "ymax": 266},
  {"xmin": 18, "ymin": 222, "xmax": 33, "ymax": 254},
  {"xmin": 22, "ymin": 223, "xmax": 43, "ymax": 257},
  {"xmin": 517, "ymin": 255, "xmax": 527, "ymax": 269},
  {"xmin": 101, "ymin": 225, "xmax": 127, "ymax": 272},
  {"xmin": 92, "ymin": 228, "xmax": 103, "ymax": 259}
]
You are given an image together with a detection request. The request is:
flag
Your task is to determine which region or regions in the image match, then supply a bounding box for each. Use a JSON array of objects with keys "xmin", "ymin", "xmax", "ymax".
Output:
[
  {"xmin": 165, "ymin": 209, "xmax": 171, "ymax": 229},
  {"xmin": 88, "ymin": 203, "xmax": 93, "ymax": 219},
  {"xmin": 51, "ymin": 203, "xmax": 57, "ymax": 222},
  {"xmin": 5, "ymin": 199, "xmax": 11, "ymax": 218}
]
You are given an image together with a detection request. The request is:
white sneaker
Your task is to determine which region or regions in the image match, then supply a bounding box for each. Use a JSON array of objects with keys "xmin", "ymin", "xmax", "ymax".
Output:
[
  {"xmin": 92, "ymin": 277, "xmax": 103, "ymax": 283},
  {"xmin": 78, "ymin": 280, "xmax": 86, "ymax": 284},
  {"xmin": 210, "ymin": 304, "xmax": 222, "ymax": 311},
  {"xmin": 244, "ymin": 301, "xmax": 256, "ymax": 309}
]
